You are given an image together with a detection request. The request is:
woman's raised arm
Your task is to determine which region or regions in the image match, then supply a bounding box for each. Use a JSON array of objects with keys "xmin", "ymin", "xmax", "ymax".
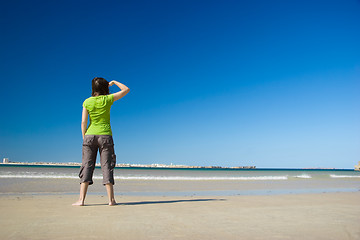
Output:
[{"xmin": 109, "ymin": 81, "xmax": 130, "ymax": 101}]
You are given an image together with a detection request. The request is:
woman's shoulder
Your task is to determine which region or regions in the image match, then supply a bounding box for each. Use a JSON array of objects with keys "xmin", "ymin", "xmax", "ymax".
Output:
[
  {"xmin": 83, "ymin": 96, "xmax": 94, "ymax": 103},
  {"xmin": 98, "ymin": 94, "xmax": 114, "ymax": 102},
  {"xmin": 86, "ymin": 94, "xmax": 113, "ymax": 99},
  {"xmin": 83, "ymin": 95, "xmax": 114, "ymax": 107}
]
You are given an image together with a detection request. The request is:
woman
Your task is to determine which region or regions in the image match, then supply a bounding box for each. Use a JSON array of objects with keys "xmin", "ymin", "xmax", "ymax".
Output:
[{"xmin": 73, "ymin": 77, "xmax": 130, "ymax": 206}]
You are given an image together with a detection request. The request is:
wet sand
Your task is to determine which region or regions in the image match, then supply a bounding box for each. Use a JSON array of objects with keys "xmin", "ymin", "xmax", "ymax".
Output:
[
  {"xmin": 1, "ymin": 177, "xmax": 359, "ymax": 196},
  {"xmin": 0, "ymin": 192, "xmax": 359, "ymax": 240}
]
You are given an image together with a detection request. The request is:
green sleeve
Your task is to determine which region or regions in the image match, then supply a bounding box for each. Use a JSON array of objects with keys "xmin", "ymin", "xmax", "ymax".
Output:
[{"xmin": 108, "ymin": 94, "xmax": 114, "ymax": 105}]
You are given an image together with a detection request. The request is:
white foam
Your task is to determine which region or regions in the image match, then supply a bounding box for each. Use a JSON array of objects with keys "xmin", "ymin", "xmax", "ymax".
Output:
[
  {"xmin": 0, "ymin": 175, "xmax": 78, "ymax": 179},
  {"xmin": 294, "ymin": 174, "xmax": 312, "ymax": 179},
  {"xmin": 114, "ymin": 176, "xmax": 288, "ymax": 181},
  {"xmin": 330, "ymin": 174, "xmax": 360, "ymax": 178}
]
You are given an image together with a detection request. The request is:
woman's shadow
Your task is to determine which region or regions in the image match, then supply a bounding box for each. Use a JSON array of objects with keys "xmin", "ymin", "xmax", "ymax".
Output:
[
  {"xmin": 120, "ymin": 198, "xmax": 226, "ymax": 205},
  {"xmin": 85, "ymin": 198, "xmax": 226, "ymax": 206}
]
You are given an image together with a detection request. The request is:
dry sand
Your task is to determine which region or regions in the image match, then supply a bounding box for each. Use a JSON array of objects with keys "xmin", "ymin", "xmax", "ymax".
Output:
[{"xmin": 0, "ymin": 192, "xmax": 359, "ymax": 240}]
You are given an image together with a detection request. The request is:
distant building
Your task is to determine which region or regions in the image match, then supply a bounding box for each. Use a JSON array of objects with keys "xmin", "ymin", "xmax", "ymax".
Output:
[
  {"xmin": 3, "ymin": 158, "xmax": 9, "ymax": 163},
  {"xmin": 355, "ymin": 161, "xmax": 360, "ymax": 171}
]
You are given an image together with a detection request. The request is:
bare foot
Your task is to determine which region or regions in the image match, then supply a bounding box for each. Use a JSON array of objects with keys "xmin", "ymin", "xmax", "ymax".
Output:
[
  {"xmin": 109, "ymin": 201, "xmax": 117, "ymax": 206},
  {"xmin": 72, "ymin": 200, "xmax": 84, "ymax": 206}
]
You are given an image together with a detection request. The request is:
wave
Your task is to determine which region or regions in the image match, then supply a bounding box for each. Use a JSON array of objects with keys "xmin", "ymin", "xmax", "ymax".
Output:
[
  {"xmin": 2, "ymin": 173, "xmax": 359, "ymax": 180},
  {"xmin": 330, "ymin": 174, "xmax": 360, "ymax": 178},
  {"xmin": 114, "ymin": 176, "xmax": 288, "ymax": 181},
  {"xmin": 293, "ymin": 174, "xmax": 312, "ymax": 179},
  {"xmin": 0, "ymin": 174, "xmax": 288, "ymax": 181},
  {"xmin": 0, "ymin": 174, "xmax": 78, "ymax": 179}
]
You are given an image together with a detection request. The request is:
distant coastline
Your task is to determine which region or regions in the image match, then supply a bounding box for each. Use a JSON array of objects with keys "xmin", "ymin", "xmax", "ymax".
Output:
[
  {"xmin": 2, "ymin": 159, "xmax": 358, "ymax": 171},
  {"xmin": 0, "ymin": 161, "xmax": 256, "ymax": 170},
  {"xmin": 1, "ymin": 162, "xmax": 357, "ymax": 171}
]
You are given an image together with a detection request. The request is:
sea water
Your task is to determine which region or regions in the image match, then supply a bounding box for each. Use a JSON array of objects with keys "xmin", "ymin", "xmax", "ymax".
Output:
[
  {"xmin": 0, "ymin": 165, "xmax": 359, "ymax": 180},
  {"xmin": 0, "ymin": 165, "xmax": 359, "ymax": 196}
]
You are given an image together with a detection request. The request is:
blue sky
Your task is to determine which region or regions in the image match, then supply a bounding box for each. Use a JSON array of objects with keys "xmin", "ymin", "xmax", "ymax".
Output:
[{"xmin": 1, "ymin": 0, "xmax": 359, "ymax": 168}]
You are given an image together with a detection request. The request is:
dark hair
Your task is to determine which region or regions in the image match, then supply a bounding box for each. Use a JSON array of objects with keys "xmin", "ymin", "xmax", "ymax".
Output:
[{"xmin": 92, "ymin": 77, "xmax": 109, "ymax": 96}]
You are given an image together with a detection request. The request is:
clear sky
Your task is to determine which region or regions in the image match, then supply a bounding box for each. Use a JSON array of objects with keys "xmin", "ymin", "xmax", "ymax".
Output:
[{"xmin": 1, "ymin": 0, "xmax": 359, "ymax": 168}]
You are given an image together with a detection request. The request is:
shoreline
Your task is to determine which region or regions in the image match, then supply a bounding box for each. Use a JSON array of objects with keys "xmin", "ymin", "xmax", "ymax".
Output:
[
  {"xmin": 0, "ymin": 188, "xmax": 359, "ymax": 197},
  {"xmin": 1, "ymin": 177, "xmax": 359, "ymax": 197}
]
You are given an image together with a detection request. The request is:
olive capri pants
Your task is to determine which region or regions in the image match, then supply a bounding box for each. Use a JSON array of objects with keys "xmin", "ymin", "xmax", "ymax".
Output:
[{"xmin": 79, "ymin": 135, "xmax": 116, "ymax": 185}]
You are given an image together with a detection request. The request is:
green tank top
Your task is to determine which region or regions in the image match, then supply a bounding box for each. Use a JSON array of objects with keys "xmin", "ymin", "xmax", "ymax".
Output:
[{"xmin": 83, "ymin": 94, "xmax": 114, "ymax": 136}]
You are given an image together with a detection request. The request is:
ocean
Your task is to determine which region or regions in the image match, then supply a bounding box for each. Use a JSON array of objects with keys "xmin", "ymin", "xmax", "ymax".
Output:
[{"xmin": 1, "ymin": 165, "xmax": 359, "ymax": 196}]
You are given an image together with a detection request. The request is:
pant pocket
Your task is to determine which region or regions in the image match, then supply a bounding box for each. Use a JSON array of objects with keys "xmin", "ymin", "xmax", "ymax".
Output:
[
  {"xmin": 111, "ymin": 154, "xmax": 116, "ymax": 169},
  {"xmin": 79, "ymin": 166, "xmax": 84, "ymax": 179}
]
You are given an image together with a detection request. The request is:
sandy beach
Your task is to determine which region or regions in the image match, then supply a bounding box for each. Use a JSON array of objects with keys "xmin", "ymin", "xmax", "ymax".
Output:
[{"xmin": 1, "ymin": 192, "xmax": 359, "ymax": 240}]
